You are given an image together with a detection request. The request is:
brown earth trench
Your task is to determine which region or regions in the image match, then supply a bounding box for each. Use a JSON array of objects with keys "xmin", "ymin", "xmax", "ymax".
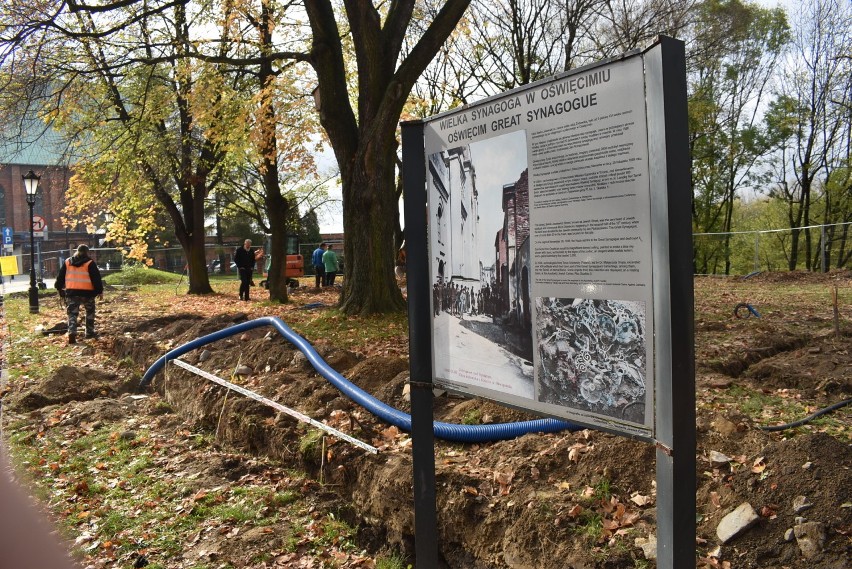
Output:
[{"xmin": 4, "ymin": 274, "xmax": 852, "ymax": 568}]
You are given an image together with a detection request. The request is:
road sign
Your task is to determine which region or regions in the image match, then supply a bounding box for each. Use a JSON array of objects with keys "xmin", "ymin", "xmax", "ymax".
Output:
[
  {"xmin": 0, "ymin": 255, "xmax": 19, "ymax": 276},
  {"xmin": 2, "ymin": 227, "xmax": 12, "ymax": 246},
  {"xmin": 32, "ymin": 215, "xmax": 46, "ymax": 232}
]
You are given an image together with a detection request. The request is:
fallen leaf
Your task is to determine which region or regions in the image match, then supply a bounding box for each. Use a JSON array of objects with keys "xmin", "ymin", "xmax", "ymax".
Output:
[
  {"xmin": 493, "ymin": 470, "xmax": 514, "ymax": 486},
  {"xmin": 630, "ymin": 492, "xmax": 652, "ymax": 506},
  {"xmin": 710, "ymin": 491, "xmax": 721, "ymax": 509},
  {"xmin": 602, "ymin": 518, "xmax": 620, "ymax": 531},
  {"xmin": 620, "ymin": 511, "xmax": 640, "ymax": 526}
]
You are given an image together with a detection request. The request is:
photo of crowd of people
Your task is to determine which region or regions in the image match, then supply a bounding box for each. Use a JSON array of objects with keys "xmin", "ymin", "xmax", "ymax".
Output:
[{"xmin": 432, "ymin": 281, "xmax": 504, "ymax": 319}]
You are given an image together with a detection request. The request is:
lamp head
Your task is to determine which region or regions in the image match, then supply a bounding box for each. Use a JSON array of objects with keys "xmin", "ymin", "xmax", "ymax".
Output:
[{"xmin": 22, "ymin": 170, "xmax": 40, "ymax": 200}]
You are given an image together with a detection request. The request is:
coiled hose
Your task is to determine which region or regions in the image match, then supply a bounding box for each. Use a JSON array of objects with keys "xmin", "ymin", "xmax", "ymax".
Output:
[
  {"xmin": 138, "ymin": 316, "xmax": 580, "ymax": 443},
  {"xmin": 758, "ymin": 398, "xmax": 852, "ymax": 432}
]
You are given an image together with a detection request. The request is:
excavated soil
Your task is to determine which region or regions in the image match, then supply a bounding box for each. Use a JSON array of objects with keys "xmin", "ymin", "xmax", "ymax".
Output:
[{"xmin": 4, "ymin": 274, "xmax": 852, "ymax": 568}]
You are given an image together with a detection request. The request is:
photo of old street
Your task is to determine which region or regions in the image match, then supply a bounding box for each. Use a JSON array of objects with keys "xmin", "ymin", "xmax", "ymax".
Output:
[{"xmin": 429, "ymin": 131, "xmax": 535, "ymax": 399}]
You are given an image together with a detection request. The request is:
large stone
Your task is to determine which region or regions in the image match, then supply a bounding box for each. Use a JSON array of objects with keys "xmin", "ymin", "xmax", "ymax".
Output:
[
  {"xmin": 709, "ymin": 450, "xmax": 732, "ymax": 466},
  {"xmin": 716, "ymin": 502, "xmax": 759, "ymax": 543},
  {"xmin": 792, "ymin": 495, "xmax": 813, "ymax": 514},
  {"xmin": 634, "ymin": 534, "xmax": 657, "ymax": 560},
  {"xmin": 794, "ymin": 521, "xmax": 826, "ymax": 559}
]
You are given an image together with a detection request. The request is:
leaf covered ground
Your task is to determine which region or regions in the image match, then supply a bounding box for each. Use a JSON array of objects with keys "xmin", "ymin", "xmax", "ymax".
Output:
[{"xmin": 1, "ymin": 271, "xmax": 851, "ymax": 568}]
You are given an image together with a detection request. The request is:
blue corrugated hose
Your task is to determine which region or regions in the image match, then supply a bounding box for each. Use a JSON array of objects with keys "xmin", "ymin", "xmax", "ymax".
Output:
[{"xmin": 138, "ymin": 316, "xmax": 579, "ymax": 442}]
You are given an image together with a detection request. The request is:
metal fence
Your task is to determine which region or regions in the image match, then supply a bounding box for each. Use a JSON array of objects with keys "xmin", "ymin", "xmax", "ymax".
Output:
[
  {"xmin": 694, "ymin": 221, "xmax": 852, "ymax": 275},
  {"xmin": 13, "ymin": 223, "xmax": 849, "ymax": 282}
]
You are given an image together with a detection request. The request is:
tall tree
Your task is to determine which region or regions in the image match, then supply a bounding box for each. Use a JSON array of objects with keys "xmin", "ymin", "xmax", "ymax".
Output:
[
  {"xmin": 0, "ymin": 1, "xmax": 238, "ymax": 293},
  {"xmin": 304, "ymin": 0, "xmax": 472, "ymax": 314},
  {"xmin": 592, "ymin": 0, "xmax": 695, "ymax": 56},
  {"xmin": 688, "ymin": 0, "xmax": 789, "ymax": 274},
  {"xmin": 769, "ymin": 0, "xmax": 851, "ymax": 270},
  {"xmin": 414, "ymin": 0, "xmax": 607, "ymax": 112}
]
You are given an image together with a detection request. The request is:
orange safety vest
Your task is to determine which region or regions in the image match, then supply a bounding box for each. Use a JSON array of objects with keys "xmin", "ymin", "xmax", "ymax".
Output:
[{"xmin": 65, "ymin": 258, "xmax": 95, "ymax": 291}]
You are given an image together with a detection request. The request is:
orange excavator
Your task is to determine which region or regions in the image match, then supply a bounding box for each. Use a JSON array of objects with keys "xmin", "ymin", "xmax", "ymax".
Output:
[{"xmin": 258, "ymin": 234, "xmax": 304, "ymax": 289}]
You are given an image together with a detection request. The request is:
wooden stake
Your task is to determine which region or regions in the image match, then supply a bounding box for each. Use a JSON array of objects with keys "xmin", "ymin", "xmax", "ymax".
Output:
[
  {"xmin": 320, "ymin": 436, "xmax": 326, "ymax": 485},
  {"xmin": 833, "ymin": 285, "xmax": 840, "ymax": 338}
]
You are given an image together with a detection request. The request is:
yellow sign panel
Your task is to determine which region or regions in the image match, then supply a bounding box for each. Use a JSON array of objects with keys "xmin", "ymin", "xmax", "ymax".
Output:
[{"xmin": 0, "ymin": 256, "xmax": 20, "ymax": 276}]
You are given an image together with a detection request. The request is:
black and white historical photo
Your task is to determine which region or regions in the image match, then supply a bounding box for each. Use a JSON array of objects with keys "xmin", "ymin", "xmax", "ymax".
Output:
[
  {"xmin": 429, "ymin": 130, "xmax": 536, "ymax": 399},
  {"xmin": 535, "ymin": 297, "xmax": 647, "ymax": 423}
]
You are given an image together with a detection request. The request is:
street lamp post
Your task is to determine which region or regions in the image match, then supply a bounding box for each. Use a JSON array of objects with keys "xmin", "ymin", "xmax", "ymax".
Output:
[{"xmin": 22, "ymin": 169, "xmax": 40, "ymax": 314}]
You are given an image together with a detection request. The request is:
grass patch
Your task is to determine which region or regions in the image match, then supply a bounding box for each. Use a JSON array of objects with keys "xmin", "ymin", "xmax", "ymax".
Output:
[
  {"xmin": 591, "ymin": 477, "xmax": 613, "ymax": 502},
  {"xmin": 298, "ymin": 428, "xmax": 324, "ymax": 462},
  {"xmin": 376, "ymin": 551, "xmax": 412, "ymax": 569},
  {"xmin": 289, "ymin": 309, "xmax": 408, "ymax": 352},
  {"xmin": 104, "ymin": 265, "xmax": 184, "ymax": 285},
  {"xmin": 722, "ymin": 385, "xmax": 808, "ymax": 425},
  {"xmin": 575, "ymin": 510, "xmax": 604, "ymax": 542},
  {"xmin": 462, "ymin": 407, "xmax": 482, "ymax": 425}
]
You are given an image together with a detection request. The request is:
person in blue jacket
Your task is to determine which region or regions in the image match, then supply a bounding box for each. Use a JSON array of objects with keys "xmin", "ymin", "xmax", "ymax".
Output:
[{"xmin": 312, "ymin": 242, "xmax": 326, "ymax": 288}]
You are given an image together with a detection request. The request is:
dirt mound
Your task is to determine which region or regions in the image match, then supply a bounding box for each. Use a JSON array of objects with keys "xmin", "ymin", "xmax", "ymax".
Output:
[
  {"xmin": 696, "ymin": 433, "xmax": 852, "ymax": 568},
  {"xmin": 102, "ymin": 307, "xmax": 852, "ymax": 568},
  {"xmin": 9, "ymin": 365, "xmax": 134, "ymax": 411},
  {"xmin": 5, "ymin": 272, "xmax": 851, "ymax": 568},
  {"xmin": 745, "ymin": 332, "xmax": 852, "ymax": 394}
]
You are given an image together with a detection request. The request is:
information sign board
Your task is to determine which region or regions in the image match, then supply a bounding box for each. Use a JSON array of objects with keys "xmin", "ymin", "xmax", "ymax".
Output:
[
  {"xmin": 405, "ymin": 37, "xmax": 694, "ymax": 568},
  {"xmin": 423, "ymin": 54, "xmax": 655, "ymax": 438}
]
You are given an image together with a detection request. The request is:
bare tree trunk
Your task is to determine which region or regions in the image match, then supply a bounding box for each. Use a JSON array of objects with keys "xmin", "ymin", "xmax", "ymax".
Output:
[{"xmin": 258, "ymin": 1, "xmax": 290, "ymax": 304}]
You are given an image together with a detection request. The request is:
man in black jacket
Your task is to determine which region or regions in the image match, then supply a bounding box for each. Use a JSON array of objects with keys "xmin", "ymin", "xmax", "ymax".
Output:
[
  {"xmin": 55, "ymin": 245, "xmax": 104, "ymax": 344},
  {"xmin": 234, "ymin": 239, "xmax": 257, "ymax": 301}
]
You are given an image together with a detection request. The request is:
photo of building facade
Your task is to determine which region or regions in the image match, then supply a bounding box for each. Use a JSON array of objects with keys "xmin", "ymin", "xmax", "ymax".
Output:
[{"xmin": 428, "ymin": 131, "xmax": 535, "ymax": 399}]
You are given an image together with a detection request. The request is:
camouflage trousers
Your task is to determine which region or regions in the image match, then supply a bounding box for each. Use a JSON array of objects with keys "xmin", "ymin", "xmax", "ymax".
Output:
[{"xmin": 66, "ymin": 295, "xmax": 97, "ymax": 336}]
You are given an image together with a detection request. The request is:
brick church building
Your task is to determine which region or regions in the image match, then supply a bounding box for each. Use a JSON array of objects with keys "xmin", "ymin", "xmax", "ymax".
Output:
[{"xmin": 0, "ymin": 130, "xmax": 95, "ymax": 279}]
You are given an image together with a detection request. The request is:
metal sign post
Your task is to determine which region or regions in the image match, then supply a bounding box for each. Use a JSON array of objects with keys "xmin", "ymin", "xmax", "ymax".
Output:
[
  {"xmin": 402, "ymin": 120, "xmax": 439, "ymax": 568},
  {"xmin": 646, "ymin": 36, "xmax": 695, "ymax": 567}
]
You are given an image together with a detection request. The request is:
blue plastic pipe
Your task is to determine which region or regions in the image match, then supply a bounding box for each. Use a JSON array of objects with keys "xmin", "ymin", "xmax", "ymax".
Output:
[{"xmin": 138, "ymin": 316, "xmax": 579, "ymax": 442}]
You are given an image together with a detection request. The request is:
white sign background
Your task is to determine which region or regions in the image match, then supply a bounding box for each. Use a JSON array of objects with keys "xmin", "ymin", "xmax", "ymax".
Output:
[{"xmin": 423, "ymin": 54, "xmax": 655, "ymax": 437}]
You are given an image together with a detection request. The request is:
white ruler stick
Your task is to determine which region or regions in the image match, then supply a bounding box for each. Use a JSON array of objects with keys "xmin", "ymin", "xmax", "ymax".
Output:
[{"xmin": 170, "ymin": 358, "xmax": 378, "ymax": 454}]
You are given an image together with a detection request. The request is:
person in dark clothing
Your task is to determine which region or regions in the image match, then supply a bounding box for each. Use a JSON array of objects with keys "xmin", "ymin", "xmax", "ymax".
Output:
[
  {"xmin": 234, "ymin": 239, "xmax": 257, "ymax": 301},
  {"xmin": 55, "ymin": 244, "xmax": 104, "ymax": 344}
]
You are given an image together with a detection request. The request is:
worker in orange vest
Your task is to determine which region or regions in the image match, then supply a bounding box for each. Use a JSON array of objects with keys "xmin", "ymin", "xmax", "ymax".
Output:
[{"xmin": 55, "ymin": 244, "xmax": 104, "ymax": 344}]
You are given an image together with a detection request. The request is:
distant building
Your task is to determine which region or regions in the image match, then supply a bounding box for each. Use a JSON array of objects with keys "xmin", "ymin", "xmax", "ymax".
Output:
[{"xmin": 0, "ymin": 124, "xmax": 95, "ymax": 278}]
